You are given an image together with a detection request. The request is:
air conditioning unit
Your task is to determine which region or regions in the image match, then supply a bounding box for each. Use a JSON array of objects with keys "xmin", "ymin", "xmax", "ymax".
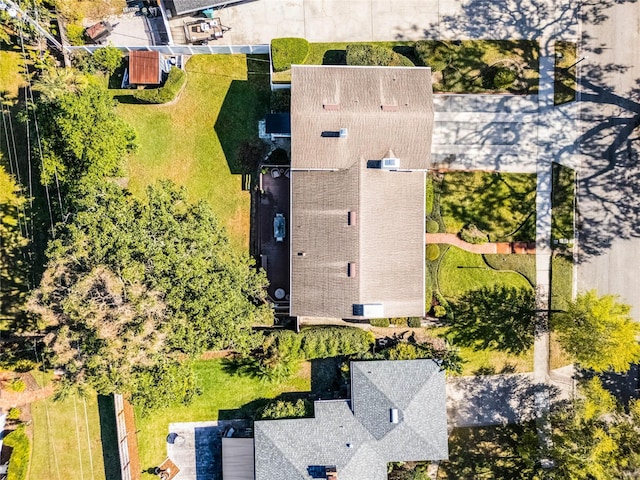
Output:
[{"xmin": 381, "ymin": 157, "xmax": 400, "ymax": 170}]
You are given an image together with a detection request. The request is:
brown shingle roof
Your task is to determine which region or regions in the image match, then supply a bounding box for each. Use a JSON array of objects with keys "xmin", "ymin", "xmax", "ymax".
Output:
[
  {"xmin": 291, "ymin": 65, "xmax": 434, "ymax": 171},
  {"xmin": 290, "ymin": 66, "xmax": 433, "ymax": 319},
  {"xmin": 129, "ymin": 51, "xmax": 161, "ymax": 85}
]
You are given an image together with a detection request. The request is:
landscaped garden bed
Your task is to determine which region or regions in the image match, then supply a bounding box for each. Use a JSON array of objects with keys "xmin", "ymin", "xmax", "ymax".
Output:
[{"xmin": 271, "ymin": 39, "xmax": 539, "ymax": 93}]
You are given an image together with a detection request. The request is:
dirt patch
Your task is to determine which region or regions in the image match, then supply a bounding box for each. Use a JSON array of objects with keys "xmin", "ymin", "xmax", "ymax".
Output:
[{"xmin": 200, "ymin": 350, "xmax": 234, "ymax": 360}]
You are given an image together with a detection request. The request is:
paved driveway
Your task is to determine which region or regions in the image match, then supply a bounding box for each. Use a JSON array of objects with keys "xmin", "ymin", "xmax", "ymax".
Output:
[
  {"xmin": 575, "ymin": 0, "xmax": 640, "ymax": 320},
  {"xmin": 209, "ymin": 0, "xmax": 578, "ymax": 45}
]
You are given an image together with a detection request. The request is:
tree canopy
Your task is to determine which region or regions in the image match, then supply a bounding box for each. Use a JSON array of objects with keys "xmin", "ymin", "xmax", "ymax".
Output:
[
  {"xmin": 552, "ymin": 290, "xmax": 640, "ymax": 373},
  {"xmin": 29, "ymin": 180, "xmax": 271, "ymax": 404},
  {"xmin": 35, "ymin": 82, "xmax": 136, "ymax": 186},
  {"xmin": 546, "ymin": 377, "xmax": 640, "ymax": 479}
]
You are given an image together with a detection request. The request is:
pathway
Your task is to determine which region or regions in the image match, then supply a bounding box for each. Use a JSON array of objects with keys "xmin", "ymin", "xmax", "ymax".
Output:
[
  {"xmin": 426, "ymin": 233, "xmax": 498, "ymax": 254},
  {"xmin": 426, "ymin": 233, "xmax": 536, "ymax": 255}
]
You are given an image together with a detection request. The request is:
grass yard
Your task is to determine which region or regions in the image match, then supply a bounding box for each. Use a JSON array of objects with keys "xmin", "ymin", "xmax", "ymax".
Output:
[
  {"xmin": 483, "ymin": 254, "xmax": 536, "ymax": 287},
  {"xmin": 116, "ymin": 54, "xmax": 270, "ymax": 250},
  {"xmin": 135, "ymin": 358, "xmax": 310, "ymax": 474},
  {"xmin": 0, "ymin": 49, "xmax": 27, "ymax": 99},
  {"xmin": 428, "ymin": 326, "xmax": 533, "ymax": 375},
  {"xmin": 551, "ymin": 163, "xmax": 576, "ymax": 244},
  {"xmin": 550, "ymin": 254, "xmax": 574, "ymax": 312},
  {"xmin": 438, "ymin": 247, "xmax": 532, "ymax": 300},
  {"xmin": 554, "ymin": 41, "xmax": 577, "ymax": 105},
  {"xmin": 272, "ymin": 40, "xmax": 538, "ymax": 93},
  {"xmin": 439, "ymin": 171, "xmax": 537, "ymax": 242},
  {"xmin": 29, "ymin": 392, "xmax": 116, "ymax": 480}
]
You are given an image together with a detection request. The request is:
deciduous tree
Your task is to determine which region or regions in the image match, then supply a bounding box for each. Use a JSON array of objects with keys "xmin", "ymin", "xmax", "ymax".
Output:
[{"xmin": 552, "ymin": 290, "xmax": 640, "ymax": 373}]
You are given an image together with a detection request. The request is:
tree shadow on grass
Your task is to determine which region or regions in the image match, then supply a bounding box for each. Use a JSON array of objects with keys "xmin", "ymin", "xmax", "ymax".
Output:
[
  {"xmin": 97, "ymin": 395, "xmax": 122, "ymax": 480},
  {"xmin": 449, "ymin": 285, "xmax": 536, "ymax": 355},
  {"xmin": 214, "ymin": 55, "xmax": 270, "ymax": 175}
]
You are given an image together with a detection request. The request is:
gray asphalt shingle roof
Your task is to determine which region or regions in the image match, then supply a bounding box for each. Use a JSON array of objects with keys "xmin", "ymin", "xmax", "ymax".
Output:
[{"xmin": 254, "ymin": 360, "xmax": 448, "ymax": 480}]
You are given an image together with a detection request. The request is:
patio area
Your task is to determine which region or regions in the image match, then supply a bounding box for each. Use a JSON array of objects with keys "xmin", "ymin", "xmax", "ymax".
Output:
[
  {"xmin": 166, "ymin": 420, "xmax": 250, "ymax": 480},
  {"xmin": 256, "ymin": 168, "xmax": 290, "ymax": 307}
]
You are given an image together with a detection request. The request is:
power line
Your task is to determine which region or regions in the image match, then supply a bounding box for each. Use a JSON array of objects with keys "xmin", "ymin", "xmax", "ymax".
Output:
[
  {"xmin": 73, "ymin": 394, "xmax": 86, "ymax": 480},
  {"xmin": 32, "ymin": 340, "xmax": 62, "ymax": 480},
  {"xmin": 17, "ymin": 23, "xmax": 56, "ymax": 238}
]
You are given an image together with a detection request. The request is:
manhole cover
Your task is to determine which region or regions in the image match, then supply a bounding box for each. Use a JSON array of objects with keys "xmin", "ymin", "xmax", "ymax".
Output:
[{"xmin": 274, "ymin": 288, "xmax": 286, "ymax": 300}]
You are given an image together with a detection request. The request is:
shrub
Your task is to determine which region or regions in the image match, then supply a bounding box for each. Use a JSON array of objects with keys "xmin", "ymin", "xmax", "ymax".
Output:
[
  {"xmin": 3, "ymin": 425, "xmax": 30, "ymax": 480},
  {"xmin": 270, "ymin": 89, "xmax": 291, "ymax": 112},
  {"xmin": 12, "ymin": 359, "xmax": 36, "ymax": 373},
  {"xmin": 257, "ymin": 399, "xmax": 311, "ymax": 420},
  {"xmin": 426, "ymin": 244, "xmax": 440, "ymax": 261},
  {"xmin": 370, "ymin": 318, "xmax": 390, "ymax": 328},
  {"xmin": 408, "ymin": 317, "xmax": 422, "ymax": 328},
  {"xmin": 267, "ymin": 148, "xmax": 289, "ymax": 165},
  {"xmin": 434, "ymin": 305, "xmax": 447, "ymax": 318},
  {"xmin": 236, "ymin": 139, "xmax": 268, "ymax": 173},
  {"xmin": 460, "ymin": 224, "xmax": 489, "ymax": 244},
  {"xmin": 299, "ymin": 327, "xmax": 374, "ymax": 358},
  {"xmin": 271, "ymin": 37, "xmax": 310, "ymax": 72},
  {"xmin": 426, "ymin": 177, "xmax": 435, "ymax": 215},
  {"xmin": 346, "ymin": 44, "xmax": 414, "ymax": 67},
  {"xmin": 7, "ymin": 407, "xmax": 21, "ymax": 421},
  {"xmin": 414, "ymin": 40, "xmax": 454, "ymax": 71},
  {"xmin": 133, "ymin": 67, "xmax": 186, "ymax": 104},
  {"xmin": 66, "ymin": 24, "xmax": 86, "ymax": 45},
  {"xmin": 9, "ymin": 378, "xmax": 26, "ymax": 393},
  {"xmin": 493, "ymin": 67, "xmax": 517, "ymax": 89},
  {"xmin": 426, "ymin": 219, "xmax": 439, "ymax": 234},
  {"xmin": 92, "ymin": 46, "xmax": 122, "ymax": 74},
  {"xmin": 390, "ymin": 317, "xmax": 408, "ymax": 326}
]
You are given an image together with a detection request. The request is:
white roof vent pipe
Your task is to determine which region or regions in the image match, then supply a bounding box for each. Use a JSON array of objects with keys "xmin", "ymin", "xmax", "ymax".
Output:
[
  {"xmin": 390, "ymin": 408, "xmax": 399, "ymax": 424},
  {"xmin": 339, "ymin": 128, "xmax": 348, "ymax": 138}
]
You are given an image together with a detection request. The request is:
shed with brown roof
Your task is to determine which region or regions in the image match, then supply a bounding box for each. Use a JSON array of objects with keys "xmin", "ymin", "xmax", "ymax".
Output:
[
  {"xmin": 129, "ymin": 51, "xmax": 161, "ymax": 86},
  {"xmin": 289, "ymin": 65, "xmax": 434, "ymax": 319}
]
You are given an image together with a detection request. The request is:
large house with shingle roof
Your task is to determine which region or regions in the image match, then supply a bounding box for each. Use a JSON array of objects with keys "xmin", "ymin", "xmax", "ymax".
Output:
[
  {"xmin": 289, "ymin": 65, "xmax": 434, "ymax": 320},
  {"xmin": 250, "ymin": 359, "xmax": 448, "ymax": 480}
]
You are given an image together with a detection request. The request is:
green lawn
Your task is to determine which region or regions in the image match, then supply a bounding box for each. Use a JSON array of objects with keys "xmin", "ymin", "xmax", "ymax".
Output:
[
  {"xmin": 428, "ymin": 326, "xmax": 533, "ymax": 375},
  {"xmin": 551, "ymin": 163, "xmax": 576, "ymax": 245},
  {"xmin": 0, "ymin": 49, "xmax": 26, "ymax": 99},
  {"xmin": 116, "ymin": 54, "xmax": 270, "ymax": 250},
  {"xmin": 550, "ymin": 254, "xmax": 574, "ymax": 312},
  {"xmin": 30, "ymin": 392, "xmax": 113, "ymax": 480},
  {"xmin": 554, "ymin": 41, "xmax": 577, "ymax": 105},
  {"xmin": 439, "ymin": 171, "xmax": 537, "ymax": 242},
  {"xmin": 438, "ymin": 247, "xmax": 532, "ymax": 300},
  {"xmin": 135, "ymin": 358, "xmax": 311, "ymax": 474},
  {"xmin": 483, "ymin": 254, "xmax": 536, "ymax": 287}
]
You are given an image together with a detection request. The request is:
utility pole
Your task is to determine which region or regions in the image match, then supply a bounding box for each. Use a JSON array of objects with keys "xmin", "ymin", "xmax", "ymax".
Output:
[{"xmin": 1, "ymin": 0, "xmax": 66, "ymax": 52}]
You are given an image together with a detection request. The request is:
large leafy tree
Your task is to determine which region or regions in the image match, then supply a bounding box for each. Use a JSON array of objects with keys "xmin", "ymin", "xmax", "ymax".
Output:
[
  {"xmin": 546, "ymin": 377, "xmax": 640, "ymax": 479},
  {"xmin": 29, "ymin": 180, "xmax": 271, "ymax": 404},
  {"xmin": 552, "ymin": 290, "xmax": 640, "ymax": 373},
  {"xmin": 35, "ymin": 82, "xmax": 136, "ymax": 186}
]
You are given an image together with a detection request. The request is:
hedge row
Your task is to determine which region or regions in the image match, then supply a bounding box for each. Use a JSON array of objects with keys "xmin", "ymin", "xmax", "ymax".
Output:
[
  {"xmin": 272, "ymin": 327, "xmax": 375, "ymax": 360},
  {"xmin": 271, "ymin": 37, "xmax": 310, "ymax": 72},
  {"xmin": 133, "ymin": 67, "xmax": 186, "ymax": 104},
  {"xmin": 4, "ymin": 426, "xmax": 30, "ymax": 480},
  {"xmin": 345, "ymin": 44, "xmax": 414, "ymax": 67}
]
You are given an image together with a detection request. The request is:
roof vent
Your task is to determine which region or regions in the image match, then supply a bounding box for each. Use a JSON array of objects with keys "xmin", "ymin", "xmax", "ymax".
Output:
[
  {"xmin": 381, "ymin": 104, "xmax": 398, "ymax": 112},
  {"xmin": 390, "ymin": 408, "xmax": 399, "ymax": 424},
  {"xmin": 339, "ymin": 128, "xmax": 348, "ymax": 138},
  {"xmin": 381, "ymin": 157, "xmax": 400, "ymax": 170},
  {"xmin": 323, "ymin": 103, "xmax": 340, "ymax": 111}
]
